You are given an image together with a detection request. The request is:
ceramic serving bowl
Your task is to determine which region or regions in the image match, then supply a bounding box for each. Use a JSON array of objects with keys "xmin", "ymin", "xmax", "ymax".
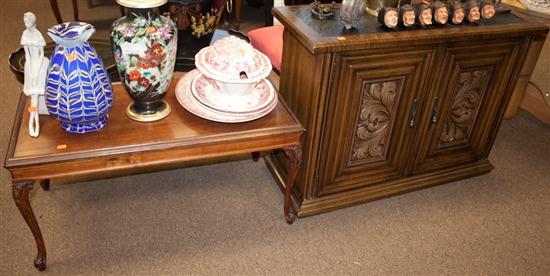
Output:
[{"xmin": 195, "ymin": 36, "xmax": 272, "ymax": 96}]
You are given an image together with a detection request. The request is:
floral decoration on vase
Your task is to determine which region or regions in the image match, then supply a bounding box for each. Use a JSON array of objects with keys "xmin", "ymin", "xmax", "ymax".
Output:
[{"xmin": 111, "ymin": 0, "xmax": 177, "ymax": 122}]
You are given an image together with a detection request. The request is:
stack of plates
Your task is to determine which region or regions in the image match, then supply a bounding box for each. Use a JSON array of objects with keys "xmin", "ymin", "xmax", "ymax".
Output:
[
  {"xmin": 175, "ymin": 36, "xmax": 277, "ymax": 123},
  {"xmin": 175, "ymin": 70, "xmax": 278, "ymax": 123}
]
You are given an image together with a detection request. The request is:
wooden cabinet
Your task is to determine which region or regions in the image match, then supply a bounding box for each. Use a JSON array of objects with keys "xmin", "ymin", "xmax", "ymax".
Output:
[{"xmin": 267, "ymin": 5, "xmax": 549, "ymax": 217}]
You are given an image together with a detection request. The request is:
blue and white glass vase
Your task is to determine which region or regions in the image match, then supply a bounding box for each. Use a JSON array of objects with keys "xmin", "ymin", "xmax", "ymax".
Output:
[
  {"xmin": 111, "ymin": 0, "xmax": 177, "ymax": 122},
  {"xmin": 46, "ymin": 22, "xmax": 113, "ymax": 133}
]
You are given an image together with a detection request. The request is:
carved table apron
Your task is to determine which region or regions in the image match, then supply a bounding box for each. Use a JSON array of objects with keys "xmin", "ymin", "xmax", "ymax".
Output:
[{"xmin": 4, "ymin": 73, "xmax": 304, "ymax": 271}]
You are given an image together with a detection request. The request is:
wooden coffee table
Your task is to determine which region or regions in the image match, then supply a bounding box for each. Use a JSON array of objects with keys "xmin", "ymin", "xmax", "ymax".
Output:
[{"xmin": 4, "ymin": 73, "xmax": 304, "ymax": 271}]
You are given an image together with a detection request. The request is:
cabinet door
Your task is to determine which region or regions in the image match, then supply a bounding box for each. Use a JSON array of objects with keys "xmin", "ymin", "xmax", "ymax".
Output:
[
  {"xmin": 412, "ymin": 40, "xmax": 522, "ymax": 174},
  {"xmin": 315, "ymin": 47, "xmax": 436, "ymax": 196}
]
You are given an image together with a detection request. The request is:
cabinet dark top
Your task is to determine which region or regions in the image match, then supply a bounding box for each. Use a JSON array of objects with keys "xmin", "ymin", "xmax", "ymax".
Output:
[{"xmin": 273, "ymin": 5, "xmax": 549, "ymax": 54}]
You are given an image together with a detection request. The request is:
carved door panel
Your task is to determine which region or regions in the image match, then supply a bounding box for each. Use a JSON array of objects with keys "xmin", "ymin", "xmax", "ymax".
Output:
[
  {"xmin": 412, "ymin": 40, "xmax": 522, "ymax": 174},
  {"xmin": 316, "ymin": 47, "xmax": 436, "ymax": 196}
]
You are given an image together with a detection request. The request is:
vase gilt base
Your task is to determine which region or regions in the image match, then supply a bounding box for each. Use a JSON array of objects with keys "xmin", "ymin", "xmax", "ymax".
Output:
[{"xmin": 126, "ymin": 100, "xmax": 171, "ymax": 122}]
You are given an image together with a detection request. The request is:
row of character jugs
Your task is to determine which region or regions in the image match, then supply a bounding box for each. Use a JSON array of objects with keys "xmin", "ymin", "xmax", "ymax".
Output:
[
  {"xmin": 378, "ymin": 0, "xmax": 497, "ymax": 30},
  {"xmin": 21, "ymin": 0, "xmax": 177, "ymax": 137}
]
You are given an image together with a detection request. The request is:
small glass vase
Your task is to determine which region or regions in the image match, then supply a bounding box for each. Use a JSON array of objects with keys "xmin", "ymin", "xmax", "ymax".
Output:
[
  {"xmin": 111, "ymin": 0, "xmax": 178, "ymax": 122},
  {"xmin": 340, "ymin": 0, "xmax": 367, "ymax": 30}
]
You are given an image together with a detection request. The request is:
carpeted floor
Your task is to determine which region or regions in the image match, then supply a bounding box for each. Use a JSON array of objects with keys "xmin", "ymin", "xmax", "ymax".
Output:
[{"xmin": 1, "ymin": 0, "xmax": 549, "ymax": 275}]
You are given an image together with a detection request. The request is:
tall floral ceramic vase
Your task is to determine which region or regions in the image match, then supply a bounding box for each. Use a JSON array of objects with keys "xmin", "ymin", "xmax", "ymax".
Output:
[
  {"xmin": 46, "ymin": 22, "xmax": 113, "ymax": 133},
  {"xmin": 111, "ymin": 0, "xmax": 177, "ymax": 122}
]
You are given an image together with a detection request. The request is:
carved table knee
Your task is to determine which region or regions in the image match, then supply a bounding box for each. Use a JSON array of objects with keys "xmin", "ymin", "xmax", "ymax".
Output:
[{"xmin": 283, "ymin": 145, "xmax": 302, "ymax": 224}]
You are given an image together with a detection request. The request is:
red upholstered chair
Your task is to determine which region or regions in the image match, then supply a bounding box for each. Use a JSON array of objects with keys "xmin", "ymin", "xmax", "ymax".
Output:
[
  {"xmin": 248, "ymin": 25, "xmax": 284, "ymax": 72},
  {"xmin": 248, "ymin": 0, "xmax": 337, "ymax": 72}
]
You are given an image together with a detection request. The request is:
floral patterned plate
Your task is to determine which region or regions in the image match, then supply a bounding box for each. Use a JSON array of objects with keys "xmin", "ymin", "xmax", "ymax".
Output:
[
  {"xmin": 175, "ymin": 70, "xmax": 278, "ymax": 123},
  {"xmin": 191, "ymin": 72, "xmax": 275, "ymax": 113}
]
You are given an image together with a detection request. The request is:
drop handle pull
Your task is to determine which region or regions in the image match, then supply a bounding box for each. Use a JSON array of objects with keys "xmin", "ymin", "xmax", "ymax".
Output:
[
  {"xmin": 407, "ymin": 99, "xmax": 418, "ymax": 130},
  {"xmin": 429, "ymin": 97, "xmax": 439, "ymax": 128}
]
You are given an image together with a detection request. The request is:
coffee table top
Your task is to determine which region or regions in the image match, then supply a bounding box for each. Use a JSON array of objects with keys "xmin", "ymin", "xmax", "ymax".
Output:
[{"xmin": 5, "ymin": 73, "xmax": 303, "ymax": 176}]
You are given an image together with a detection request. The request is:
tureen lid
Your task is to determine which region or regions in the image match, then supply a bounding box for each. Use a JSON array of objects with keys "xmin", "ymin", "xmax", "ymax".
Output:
[
  {"xmin": 116, "ymin": 0, "xmax": 168, "ymax": 8},
  {"xmin": 195, "ymin": 36, "xmax": 272, "ymax": 82}
]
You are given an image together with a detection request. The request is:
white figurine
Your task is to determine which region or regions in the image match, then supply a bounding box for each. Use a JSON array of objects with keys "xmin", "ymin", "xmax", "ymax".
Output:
[{"xmin": 21, "ymin": 12, "xmax": 49, "ymax": 137}]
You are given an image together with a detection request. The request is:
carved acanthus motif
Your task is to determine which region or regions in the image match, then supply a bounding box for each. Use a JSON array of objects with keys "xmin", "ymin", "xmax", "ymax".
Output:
[
  {"xmin": 350, "ymin": 78, "xmax": 403, "ymax": 164},
  {"xmin": 439, "ymin": 69, "xmax": 491, "ymax": 147}
]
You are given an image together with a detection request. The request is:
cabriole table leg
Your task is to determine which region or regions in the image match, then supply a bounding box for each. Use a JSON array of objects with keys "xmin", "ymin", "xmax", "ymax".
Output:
[
  {"xmin": 283, "ymin": 145, "xmax": 302, "ymax": 224},
  {"xmin": 12, "ymin": 180, "xmax": 47, "ymax": 271}
]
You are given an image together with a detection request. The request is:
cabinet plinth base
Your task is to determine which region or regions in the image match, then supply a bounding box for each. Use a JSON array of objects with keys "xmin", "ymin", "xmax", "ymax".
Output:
[{"xmin": 265, "ymin": 153, "xmax": 494, "ymax": 218}]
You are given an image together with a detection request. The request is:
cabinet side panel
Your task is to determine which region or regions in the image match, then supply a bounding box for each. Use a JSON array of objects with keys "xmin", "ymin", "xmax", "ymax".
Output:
[
  {"xmin": 479, "ymin": 35, "xmax": 543, "ymax": 157},
  {"xmin": 271, "ymin": 30, "xmax": 332, "ymax": 200}
]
